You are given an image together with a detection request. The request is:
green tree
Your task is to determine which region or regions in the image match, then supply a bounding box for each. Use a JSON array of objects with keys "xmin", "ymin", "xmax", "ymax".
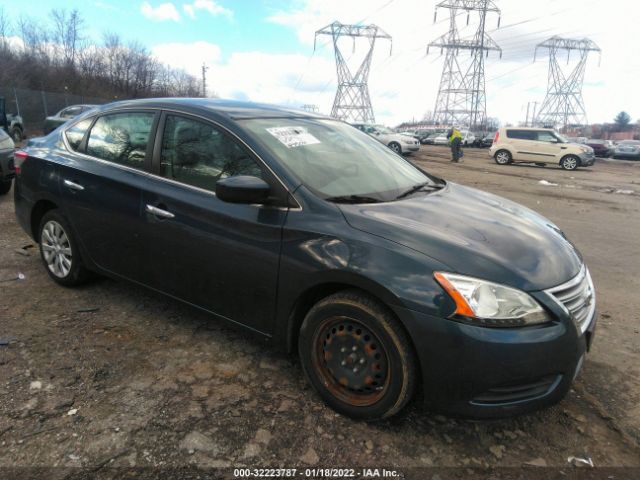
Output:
[{"xmin": 614, "ymin": 111, "xmax": 631, "ymax": 130}]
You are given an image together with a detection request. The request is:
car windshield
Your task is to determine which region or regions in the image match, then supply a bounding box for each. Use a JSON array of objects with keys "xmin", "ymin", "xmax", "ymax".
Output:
[
  {"xmin": 620, "ymin": 140, "xmax": 640, "ymax": 145},
  {"xmin": 374, "ymin": 125, "xmax": 393, "ymax": 134},
  {"xmin": 242, "ymin": 118, "xmax": 439, "ymax": 202},
  {"xmin": 555, "ymin": 132, "xmax": 569, "ymax": 143}
]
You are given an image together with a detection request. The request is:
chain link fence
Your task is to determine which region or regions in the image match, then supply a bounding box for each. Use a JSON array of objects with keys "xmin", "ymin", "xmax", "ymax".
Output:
[{"xmin": 0, "ymin": 86, "xmax": 111, "ymax": 136}]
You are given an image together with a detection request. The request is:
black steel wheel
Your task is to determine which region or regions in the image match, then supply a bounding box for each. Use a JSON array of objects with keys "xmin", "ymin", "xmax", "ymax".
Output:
[{"xmin": 299, "ymin": 290, "xmax": 417, "ymax": 420}]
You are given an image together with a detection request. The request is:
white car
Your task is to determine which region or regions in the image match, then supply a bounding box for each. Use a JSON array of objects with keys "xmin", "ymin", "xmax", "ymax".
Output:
[
  {"xmin": 352, "ymin": 124, "xmax": 420, "ymax": 155},
  {"xmin": 433, "ymin": 130, "xmax": 475, "ymax": 146}
]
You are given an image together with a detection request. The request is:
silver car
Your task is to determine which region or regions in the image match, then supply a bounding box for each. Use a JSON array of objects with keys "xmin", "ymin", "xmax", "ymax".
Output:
[{"xmin": 613, "ymin": 140, "xmax": 640, "ymax": 160}]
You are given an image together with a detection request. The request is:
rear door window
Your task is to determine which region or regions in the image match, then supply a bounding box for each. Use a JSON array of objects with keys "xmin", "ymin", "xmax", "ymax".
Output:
[
  {"xmin": 160, "ymin": 114, "xmax": 262, "ymax": 193},
  {"xmin": 86, "ymin": 112, "xmax": 155, "ymax": 169},
  {"xmin": 60, "ymin": 106, "xmax": 82, "ymax": 118}
]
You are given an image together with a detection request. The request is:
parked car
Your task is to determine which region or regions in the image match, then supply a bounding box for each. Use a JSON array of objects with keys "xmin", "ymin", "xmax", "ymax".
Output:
[
  {"xmin": 567, "ymin": 136, "xmax": 587, "ymax": 144},
  {"xmin": 460, "ymin": 130, "xmax": 476, "ymax": 146},
  {"xmin": 613, "ymin": 140, "xmax": 640, "ymax": 160},
  {"xmin": 43, "ymin": 104, "xmax": 97, "ymax": 135},
  {"xmin": 14, "ymin": 98, "xmax": 596, "ymax": 420},
  {"xmin": 585, "ymin": 139, "xmax": 614, "ymax": 158},
  {"xmin": 0, "ymin": 96, "xmax": 25, "ymax": 142},
  {"xmin": 352, "ymin": 123, "xmax": 419, "ymax": 155},
  {"xmin": 422, "ymin": 132, "xmax": 444, "ymax": 145},
  {"xmin": 490, "ymin": 128, "xmax": 595, "ymax": 170},
  {"xmin": 0, "ymin": 127, "xmax": 15, "ymax": 194},
  {"xmin": 432, "ymin": 133, "xmax": 449, "ymax": 145},
  {"xmin": 471, "ymin": 132, "xmax": 495, "ymax": 148}
]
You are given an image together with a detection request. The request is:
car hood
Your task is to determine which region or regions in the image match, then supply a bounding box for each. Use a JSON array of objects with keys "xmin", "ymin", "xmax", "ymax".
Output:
[{"xmin": 339, "ymin": 182, "xmax": 582, "ymax": 291}]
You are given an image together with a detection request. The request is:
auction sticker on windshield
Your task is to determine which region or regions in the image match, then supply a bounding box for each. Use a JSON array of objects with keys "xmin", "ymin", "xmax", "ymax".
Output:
[{"xmin": 266, "ymin": 126, "xmax": 321, "ymax": 148}]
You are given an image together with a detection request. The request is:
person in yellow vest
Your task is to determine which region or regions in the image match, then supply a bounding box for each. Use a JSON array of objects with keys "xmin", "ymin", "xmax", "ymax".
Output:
[{"xmin": 447, "ymin": 127, "xmax": 463, "ymax": 162}]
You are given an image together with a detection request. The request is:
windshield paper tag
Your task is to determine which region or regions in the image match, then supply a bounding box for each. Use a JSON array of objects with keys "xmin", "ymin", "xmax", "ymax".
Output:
[{"xmin": 266, "ymin": 126, "xmax": 321, "ymax": 148}]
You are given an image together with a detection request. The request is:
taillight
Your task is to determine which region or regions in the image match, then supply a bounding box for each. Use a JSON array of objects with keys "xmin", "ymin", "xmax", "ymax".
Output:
[
  {"xmin": 492, "ymin": 132, "xmax": 499, "ymax": 145},
  {"xmin": 14, "ymin": 150, "xmax": 28, "ymax": 175}
]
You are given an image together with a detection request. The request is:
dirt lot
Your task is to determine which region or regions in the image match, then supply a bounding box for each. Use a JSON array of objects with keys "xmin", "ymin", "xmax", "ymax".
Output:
[{"xmin": 1, "ymin": 146, "xmax": 639, "ymax": 478}]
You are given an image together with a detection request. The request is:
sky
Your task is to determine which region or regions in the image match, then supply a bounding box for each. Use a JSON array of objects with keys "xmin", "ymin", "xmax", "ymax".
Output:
[{"xmin": 2, "ymin": 0, "xmax": 638, "ymax": 127}]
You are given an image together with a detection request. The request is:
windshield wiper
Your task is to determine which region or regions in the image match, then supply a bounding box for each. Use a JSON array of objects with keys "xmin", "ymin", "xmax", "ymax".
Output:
[
  {"xmin": 395, "ymin": 182, "xmax": 442, "ymax": 200},
  {"xmin": 325, "ymin": 194, "xmax": 382, "ymax": 204}
]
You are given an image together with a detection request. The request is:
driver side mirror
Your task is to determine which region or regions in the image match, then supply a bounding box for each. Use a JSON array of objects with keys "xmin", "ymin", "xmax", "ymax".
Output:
[{"xmin": 216, "ymin": 175, "xmax": 270, "ymax": 204}]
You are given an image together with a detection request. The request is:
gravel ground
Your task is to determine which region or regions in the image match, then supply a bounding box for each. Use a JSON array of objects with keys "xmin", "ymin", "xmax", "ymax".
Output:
[{"xmin": 1, "ymin": 145, "xmax": 639, "ymax": 479}]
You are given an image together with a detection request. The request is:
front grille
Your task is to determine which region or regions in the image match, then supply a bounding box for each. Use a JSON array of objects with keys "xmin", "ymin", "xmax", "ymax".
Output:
[
  {"xmin": 471, "ymin": 375, "xmax": 561, "ymax": 405},
  {"xmin": 546, "ymin": 265, "xmax": 596, "ymax": 334}
]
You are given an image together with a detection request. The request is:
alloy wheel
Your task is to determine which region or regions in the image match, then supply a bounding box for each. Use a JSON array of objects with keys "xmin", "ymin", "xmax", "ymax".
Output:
[
  {"xmin": 496, "ymin": 152, "xmax": 510, "ymax": 164},
  {"xmin": 562, "ymin": 157, "xmax": 578, "ymax": 170},
  {"xmin": 41, "ymin": 220, "xmax": 73, "ymax": 278}
]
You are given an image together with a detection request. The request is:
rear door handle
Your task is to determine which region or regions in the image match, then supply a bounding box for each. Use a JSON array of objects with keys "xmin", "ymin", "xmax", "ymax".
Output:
[
  {"xmin": 63, "ymin": 179, "xmax": 84, "ymax": 191},
  {"xmin": 146, "ymin": 204, "xmax": 175, "ymax": 219}
]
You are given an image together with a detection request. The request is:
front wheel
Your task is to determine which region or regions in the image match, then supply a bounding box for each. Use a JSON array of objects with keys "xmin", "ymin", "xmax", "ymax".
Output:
[
  {"xmin": 298, "ymin": 290, "xmax": 417, "ymax": 421},
  {"xmin": 560, "ymin": 155, "xmax": 579, "ymax": 170},
  {"xmin": 38, "ymin": 210, "xmax": 90, "ymax": 286},
  {"xmin": 388, "ymin": 142, "xmax": 402, "ymax": 154},
  {"xmin": 494, "ymin": 150, "xmax": 512, "ymax": 165}
]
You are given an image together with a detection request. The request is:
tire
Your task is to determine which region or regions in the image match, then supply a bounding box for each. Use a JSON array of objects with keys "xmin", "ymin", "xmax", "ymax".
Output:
[
  {"xmin": 560, "ymin": 155, "xmax": 579, "ymax": 170},
  {"xmin": 494, "ymin": 150, "xmax": 512, "ymax": 165},
  {"xmin": 10, "ymin": 127, "xmax": 23, "ymax": 143},
  {"xmin": 0, "ymin": 179, "xmax": 11, "ymax": 195},
  {"xmin": 38, "ymin": 210, "xmax": 90, "ymax": 286},
  {"xmin": 388, "ymin": 142, "xmax": 402, "ymax": 154},
  {"xmin": 298, "ymin": 290, "xmax": 417, "ymax": 421}
]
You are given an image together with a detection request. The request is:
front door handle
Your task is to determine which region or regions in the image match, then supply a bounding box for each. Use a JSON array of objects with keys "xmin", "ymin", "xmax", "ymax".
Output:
[
  {"xmin": 63, "ymin": 179, "xmax": 84, "ymax": 191},
  {"xmin": 146, "ymin": 204, "xmax": 175, "ymax": 219}
]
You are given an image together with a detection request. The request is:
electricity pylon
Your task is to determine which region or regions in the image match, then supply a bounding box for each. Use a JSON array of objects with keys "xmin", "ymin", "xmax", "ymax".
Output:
[
  {"xmin": 427, "ymin": 0, "xmax": 501, "ymax": 129},
  {"xmin": 533, "ymin": 36, "xmax": 601, "ymax": 128},
  {"xmin": 301, "ymin": 104, "xmax": 320, "ymax": 113},
  {"xmin": 315, "ymin": 21, "xmax": 392, "ymax": 124}
]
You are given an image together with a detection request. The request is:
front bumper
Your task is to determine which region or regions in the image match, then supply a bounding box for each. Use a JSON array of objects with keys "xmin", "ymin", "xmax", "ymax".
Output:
[
  {"xmin": 403, "ymin": 144, "xmax": 420, "ymax": 152},
  {"xmin": 578, "ymin": 152, "xmax": 595, "ymax": 166},
  {"xmin": 395, "ymin": 303, "xmax": 595, "ymax": 418}
]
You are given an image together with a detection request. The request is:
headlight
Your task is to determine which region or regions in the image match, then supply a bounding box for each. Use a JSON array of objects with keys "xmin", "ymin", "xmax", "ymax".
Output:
[
  {"xmin": 434, "ymin": 272, "xmax": 551, "ymax": 327},
  {"xmin": 579, "ymin": 146, "xmax": 593, "ymax": 154}
]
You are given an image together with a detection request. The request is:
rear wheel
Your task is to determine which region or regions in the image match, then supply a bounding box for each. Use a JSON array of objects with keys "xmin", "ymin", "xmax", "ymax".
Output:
[
  {"xmin": 494, "ymin": 150, "xmax": 512, "ymax": 165},
  {"xmin": 388, "ymin": 142, "xmax": 402, "ymax": 154},
  {"xmin": 0, "ymin": 179, "xmax": 11, "ymax": 195},
  {"xmin": 560, "ymin": 155, "xmax": 579, "ymax": 170},
  {"xmin": 10, "ymin": 127, "xmax": 23, "ymax": 143},
  {"xmin": 298, "ymin": 290, "xmax": 417, "ymax": 420},
  {"xmin": 38, "ymin": 210, "xmax": 90, "ymax": 286}
]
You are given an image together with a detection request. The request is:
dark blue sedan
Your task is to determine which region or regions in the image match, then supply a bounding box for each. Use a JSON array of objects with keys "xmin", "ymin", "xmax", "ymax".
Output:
[{"xmin": 13, "ymin": 99, "xmax": 596, "ymax": 420}]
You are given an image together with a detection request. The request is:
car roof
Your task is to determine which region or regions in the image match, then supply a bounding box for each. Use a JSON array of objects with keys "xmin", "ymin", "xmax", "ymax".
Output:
[
  {"xmin": 503, "ymin": 127, "xmax": 554, "ymax": 131},
  {"xmin": 93, "ymin": 97, "xmax": 327, "ymax": 121}
]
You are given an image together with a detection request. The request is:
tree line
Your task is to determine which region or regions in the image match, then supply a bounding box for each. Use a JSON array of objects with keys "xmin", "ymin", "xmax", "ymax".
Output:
[{"xmin": 0, "ymin": 8, "xmax": 202, "ymax": 99}]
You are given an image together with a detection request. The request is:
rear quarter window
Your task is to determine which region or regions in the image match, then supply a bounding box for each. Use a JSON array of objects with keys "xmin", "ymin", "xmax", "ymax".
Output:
[
  {"xmin": 506, "ymin": 130, "xmax": 536, "ymax": 140},
  {"xmin": 65, "ymin": 118, "xmax": 94, "ymax": 151}
]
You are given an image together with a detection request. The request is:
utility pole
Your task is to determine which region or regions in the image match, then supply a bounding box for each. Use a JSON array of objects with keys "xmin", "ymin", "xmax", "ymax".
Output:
[
  {"xmin": 315, "ymin": 21, "xmax": 392, "ymax": 124},
  {"xmin": 533, "ymin": 36, "xmax": 601, "ymax": 128},
  {"xmin": 427, "ymin": 0, "xmax": 501, "ymax": 130},
  {"xmin": 531, "ymin": 101, "xmax": 538, "ymax": 127},
  {"xmin": 525, "ymin": 102, "xmax": 531, "ymax": 127},
  {"xmin": 201, "ymin": 63, "xmax": 209, "ymax": 98}
]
